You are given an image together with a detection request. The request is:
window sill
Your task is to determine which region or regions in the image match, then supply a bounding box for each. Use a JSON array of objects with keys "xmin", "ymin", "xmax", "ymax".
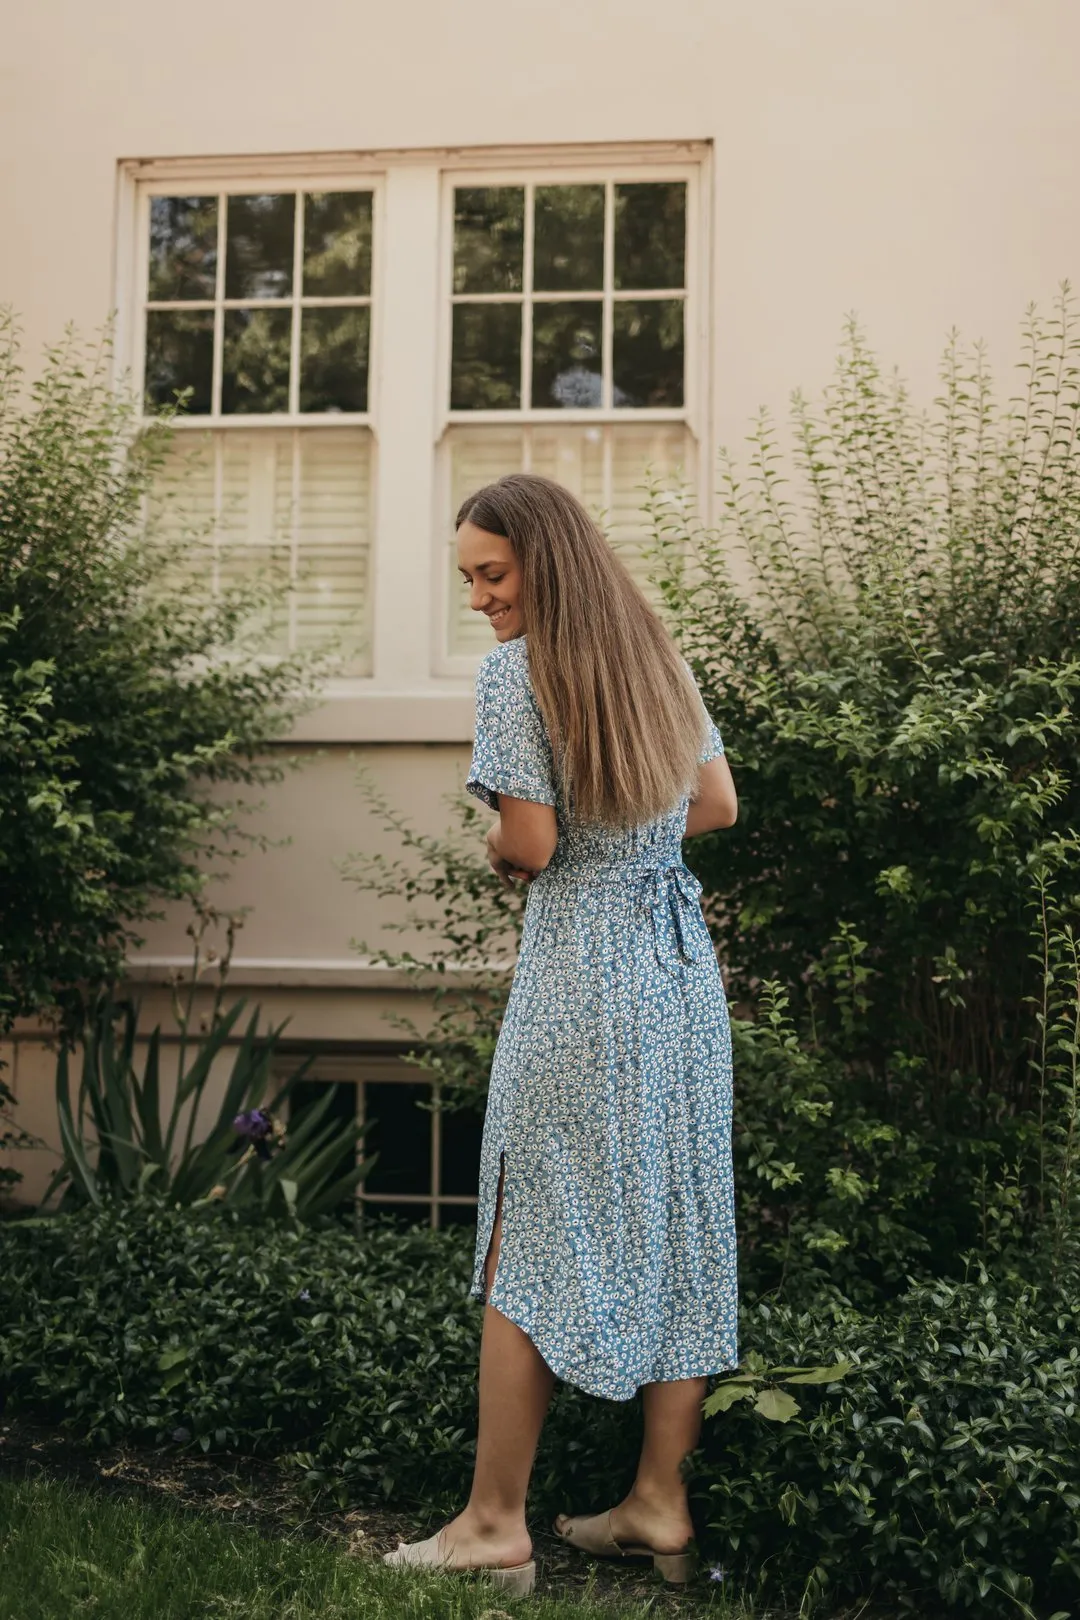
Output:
[{"xmin": 287, "ymin": 687, "xmax": 476, "ymax": 743}]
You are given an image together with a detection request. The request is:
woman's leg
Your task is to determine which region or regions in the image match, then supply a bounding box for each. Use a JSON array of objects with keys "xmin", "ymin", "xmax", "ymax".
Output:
[
  {"xmin": 555, "ymin": 1376, "xmax": 704, "ymax": 1553},
  {"xmin": 618, "ymin": 1378, "xmax": 704, "ymax": 1547},
  {"xmin": 429, "ymin": 1160, "xmax": 556, "ymax": 1567}
]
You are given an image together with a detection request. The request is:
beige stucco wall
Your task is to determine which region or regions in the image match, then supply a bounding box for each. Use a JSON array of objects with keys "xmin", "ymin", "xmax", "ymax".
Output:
[
  {"xmin": 5, "ymin": 0, "xmax": 1079, "ymax": 426},
  {"xmin": 4, "ymin": 0, "xmax": 1080, "ymax": 1199}
]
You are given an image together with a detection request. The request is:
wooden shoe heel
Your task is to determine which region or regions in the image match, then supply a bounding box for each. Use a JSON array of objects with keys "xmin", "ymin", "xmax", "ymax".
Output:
[
  {"xmin": 653, "ymin": 1550, "xmax": 693, "ymax": 1584},
  {"xmin": 483, "ymin": 1559, "xmax": 537, "ymax": 1596}
]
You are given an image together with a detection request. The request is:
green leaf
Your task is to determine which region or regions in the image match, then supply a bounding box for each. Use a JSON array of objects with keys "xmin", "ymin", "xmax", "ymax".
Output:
[
  {"xmin": 784, "ymin": 1360, "xmax": 854, "ymax": 1385},
  {"xmin": 702, "ymin": 1384, "xmax": 756, "ymax": 1417},
  {"xmin": 754, "ymin": 1386, "xmax": 800, "ymax": 1423},
  {"xmin": 156, "ymin": 1346, "xmax": 191, "ymax": 1371}
]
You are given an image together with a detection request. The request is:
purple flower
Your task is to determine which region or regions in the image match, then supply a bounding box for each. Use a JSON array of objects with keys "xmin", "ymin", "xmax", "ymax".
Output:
[
  {"xmin": 229, "ymin": 1109, "xmax": 277, "ymax": 1158},
  {"xmin": 709, "ymin": 1564, "xmax": 727, "ymax": 1583},
  {"xmin": 298, "ymin": 1289, "xmax": 311, "ymax": 1303},
  {"xmin": 232, "ymin": 1108, "xmax": 272, "ymax": 1140}
]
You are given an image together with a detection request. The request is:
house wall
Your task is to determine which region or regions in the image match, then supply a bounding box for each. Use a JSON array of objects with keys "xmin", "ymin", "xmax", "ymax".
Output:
[{"xmin": 4, "ymin": 0, "xmax": 1080, "ymax": 1201}]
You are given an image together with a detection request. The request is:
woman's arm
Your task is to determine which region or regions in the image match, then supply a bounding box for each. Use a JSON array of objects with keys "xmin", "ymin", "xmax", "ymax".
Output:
[
  {"xmin": 485, "ymin": 795, "xmax": 558, "ymax": 887},
  {"xmin": 684, "ymin": 754, "xmax": 738, "ymax": 838}
]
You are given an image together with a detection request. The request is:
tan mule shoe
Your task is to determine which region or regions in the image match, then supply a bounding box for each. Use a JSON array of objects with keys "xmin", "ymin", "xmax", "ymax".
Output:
[
  {"xmin": 382, "ymin": 1530, "xmax": 536, "ymax": 1597},
  {"xmin": 552, "ymin": 1508, "xmax": 696, "ymax": 1584}
]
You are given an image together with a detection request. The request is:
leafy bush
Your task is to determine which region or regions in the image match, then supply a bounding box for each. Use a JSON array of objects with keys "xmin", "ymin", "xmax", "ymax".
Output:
[
  {"xmin": 0, "ymin": 314, "xmax": 326, "ymax": 1033},
  {"xmin": 643, "ymin": 295, "xmax": 1080, "ymax": 1116},
  {"xmin": 707, "ymin": 1276, "xmax": 1080, "ymax": 1618},
  {"xmin": 1, "ymin": 1200, "xmax": 1076, "ymax": 1617}
]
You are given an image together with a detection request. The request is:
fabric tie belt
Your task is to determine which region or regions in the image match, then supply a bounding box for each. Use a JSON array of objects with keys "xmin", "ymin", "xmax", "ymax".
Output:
[{"xmin": 636, "ymin": 861, "xmax": 708, "ymax": 974}]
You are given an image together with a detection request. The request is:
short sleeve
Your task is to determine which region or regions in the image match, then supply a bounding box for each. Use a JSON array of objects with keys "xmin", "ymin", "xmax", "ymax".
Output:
[
  {"xmin": 466, "ymin": 645, "xmax": 558, "ymax": 811},
  {"xmin": 685, "ymin": 660, "xmax": 725, "ymax": 764}
]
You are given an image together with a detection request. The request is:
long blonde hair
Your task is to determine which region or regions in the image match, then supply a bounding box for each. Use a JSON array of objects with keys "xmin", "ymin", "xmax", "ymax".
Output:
[{"xmin": 456, "ymin": 472, "xmax": 708, "ymax": 828}]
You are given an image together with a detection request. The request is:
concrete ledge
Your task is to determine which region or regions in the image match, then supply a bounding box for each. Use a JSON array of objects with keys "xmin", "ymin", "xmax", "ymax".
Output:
[{"xmin": 123, "ymin": 955, "xmax": 515, "ymax": 991}]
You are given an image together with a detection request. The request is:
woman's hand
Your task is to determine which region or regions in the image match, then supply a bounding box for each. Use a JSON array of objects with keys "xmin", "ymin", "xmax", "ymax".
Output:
[{"xmin": 486, "ymin": 821, "xmax": 535, "ymax": 890}]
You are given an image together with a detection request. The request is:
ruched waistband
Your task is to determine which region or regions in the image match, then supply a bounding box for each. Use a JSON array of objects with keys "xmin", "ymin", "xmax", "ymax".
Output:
[{"xmin": 534, "ymin": 859, "xmax": 710, "ymax": 974}]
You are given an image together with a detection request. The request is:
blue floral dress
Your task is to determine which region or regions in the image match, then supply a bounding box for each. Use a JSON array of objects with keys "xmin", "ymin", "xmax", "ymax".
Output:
[{"xmin": 466, "ymin": 634, "xmax": 738, "ymax": 1402}]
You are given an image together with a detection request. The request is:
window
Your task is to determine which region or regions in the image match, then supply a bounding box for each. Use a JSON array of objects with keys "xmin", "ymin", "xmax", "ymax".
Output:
[
  {"xmin": 286, "ymin": 1052, "xmax": 484, "ymax": 1230},
  {"xmin": 121, "ymin": 146, "xmax": 709, "ymax": 725},
  {"xmin": 441, "ymin": 170, "xmax": 701, "ymax": 661},
  {"xmin": 138, "ymin": 184, "xmax": 376, "ymax": 670}
]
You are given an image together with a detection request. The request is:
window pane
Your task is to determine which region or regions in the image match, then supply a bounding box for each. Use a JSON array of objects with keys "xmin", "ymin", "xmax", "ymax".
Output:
[
  {"xmin": 144, "ymin": 431, "xmax": 216, "ymax": 597},
  {"xmin": 607, "ymin": 422, "xmax": 695, "ymax": 592},
  {"xmin": 221, "ymin": 308, "xmax": 292, "ymax": 413},
  {"xmin": 453, "ymin": 187, "xmax": 524, "ymax": 294},
  {"xmin": 613, "ymin": 183, "xmax": 686, "ymax": 290},
  {"xmin": 295, "ymin": 430, "xmax": 372, "ymax": 664},
  {"xmin": 613, "ymin": 300, "xmax": 684, "ymax": 407},
  {"xmin": 533, "ymin": 185, "xmax": 604, "ymax": 292},
  {"xmin": 363, "ymin": 1082, "xmax": 431, "ymax": 1195},
  {"xmin": 438, "ymin": 1204, "xmax": 479, "ymax": 1228},
  {"xmin": 144, "ymin": 310, "xmax": 214, "ymax": 413},
  {"xmin": 531, "ymin": 301, "xmax": 603, "ymax": 408},
  {"xmin": 300, "ymin": 307, "xmax": 369, "ymax": 412},
  {"xmin": 451, "ymin": 303, "xmax": 521, "ymax": 409},
  {"xmin": 225, "ymin": 193, "xmax": 295, "ymax": 299},
  {"xmin": 148, "ymin": 196, "xmax": 218, "ymax": 301},
  {"xmin": 218, "ymin": 431, "xmax": 293, "ymax": 653},
  {"xmin": 303, "ymin": 191, "xmax": 372, "ymax": 297}
]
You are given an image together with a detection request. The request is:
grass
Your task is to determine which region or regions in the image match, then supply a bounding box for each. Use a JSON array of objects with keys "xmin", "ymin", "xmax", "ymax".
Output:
[{"xmin": 0, "ymin": 1471, "xmax": 750, "ymax": 1620}]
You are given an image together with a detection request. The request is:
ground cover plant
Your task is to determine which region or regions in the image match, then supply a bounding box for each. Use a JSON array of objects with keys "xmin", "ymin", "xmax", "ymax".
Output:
[{"xmin": 2, "ymin": 1202, "xmax": 1078, "ymax": 1617}]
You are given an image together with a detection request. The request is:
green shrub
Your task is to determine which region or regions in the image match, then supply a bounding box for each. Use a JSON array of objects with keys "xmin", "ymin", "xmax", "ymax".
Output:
[
  {"xmin": 0, "ymin": 315, "xmax": 326, "ymax": 1033},
  {"xmin": 707, "ymin": 1279, "xmax": 1080, "ymax": 1617},
  {"xmin": 643, "ymin": 296, "xmax": 1080, "ymax": 1117},
  {"xmin": 2, "ymin": 1200, "xmax": 1076, "ymax": 1617}
]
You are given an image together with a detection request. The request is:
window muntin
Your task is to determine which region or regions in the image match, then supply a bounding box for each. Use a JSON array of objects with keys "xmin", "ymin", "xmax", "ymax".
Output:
[
  {"xmin": 449, "ymin": 180, "xmax": 687, "ymax": 415},
  {"xmin": 143, "ymin": 189, "xmax": 373, "ymax": 418}
]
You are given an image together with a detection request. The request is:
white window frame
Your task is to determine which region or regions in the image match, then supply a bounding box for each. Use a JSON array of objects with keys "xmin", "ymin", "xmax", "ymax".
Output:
[{"xmin": 113, "ymin": 142, "xmax": 712, "ymax": 739}]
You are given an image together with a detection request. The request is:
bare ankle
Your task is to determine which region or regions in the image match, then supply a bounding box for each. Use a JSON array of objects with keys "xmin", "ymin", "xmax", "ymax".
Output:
[
  {"xmin": 627, "ymin": 1481, "xmax": 690, "ymax": 1518},
  {"xmin": 463, "ymin": 1502, "xmax": 527, "ymax": 1538}
]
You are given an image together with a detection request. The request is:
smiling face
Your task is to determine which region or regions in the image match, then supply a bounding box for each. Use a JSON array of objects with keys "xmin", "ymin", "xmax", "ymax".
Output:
[{"xmin": 456, "ymin": 520, "xmax": 524, "ymax": 642}]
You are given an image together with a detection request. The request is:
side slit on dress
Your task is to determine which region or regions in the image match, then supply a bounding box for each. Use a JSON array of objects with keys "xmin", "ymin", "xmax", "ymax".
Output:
[{"xmin": 483, "ymin": 1149, "xmax": 508, "ymax": 1297}]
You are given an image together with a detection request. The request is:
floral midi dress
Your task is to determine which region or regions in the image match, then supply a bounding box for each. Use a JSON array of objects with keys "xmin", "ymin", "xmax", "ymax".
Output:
[{"xmin": 466, "ymin": 634, "xmax": 738, "ymax": 1402}]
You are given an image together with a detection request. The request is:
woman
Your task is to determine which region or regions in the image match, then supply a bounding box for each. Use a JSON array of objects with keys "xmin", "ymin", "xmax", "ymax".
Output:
[{"xmin": 385, "ymin": 473, "xmax": 738, "ymax": 1597}]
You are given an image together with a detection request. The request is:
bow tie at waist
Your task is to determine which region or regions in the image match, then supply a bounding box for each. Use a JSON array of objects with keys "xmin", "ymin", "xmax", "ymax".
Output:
[{"xmin": 636, "ymin": 861, "xmax": 709, "ymax": 974}]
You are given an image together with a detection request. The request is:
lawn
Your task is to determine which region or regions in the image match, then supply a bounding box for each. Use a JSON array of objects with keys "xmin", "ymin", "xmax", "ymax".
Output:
[{"xmin": 0, "ymin": 1469, "xmax": 754, "ymax": 1620}]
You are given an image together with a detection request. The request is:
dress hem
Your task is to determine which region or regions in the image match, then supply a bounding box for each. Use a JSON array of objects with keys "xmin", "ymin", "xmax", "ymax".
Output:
[{"xmin": 467, "ymin": 1281, "xmax": 739, "ymax": 1404}]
